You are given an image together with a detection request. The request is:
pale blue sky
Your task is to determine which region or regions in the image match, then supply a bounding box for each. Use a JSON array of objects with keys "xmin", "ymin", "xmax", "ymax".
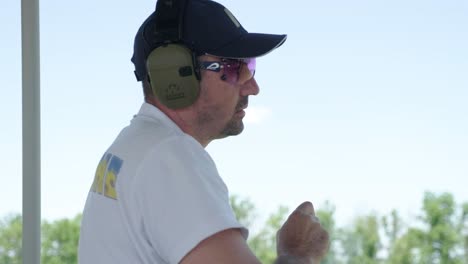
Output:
[{"xmin": 1, "ymin": 0, "xmax": 467, "ymax": 227}]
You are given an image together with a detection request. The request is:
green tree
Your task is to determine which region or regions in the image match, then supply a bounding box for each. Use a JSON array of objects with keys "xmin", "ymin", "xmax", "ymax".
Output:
[
  {"xmin": 459, "ymin": 202, "xmax": 468, "ymax": 264},
  {"xmin": 316, "ymin": 201, "xmax": 338, "ymax": 264},
  {"xmin": 230, "ymin": 195, "xmax": 256, "ymax": 228},
  {"xmin": 382, "ymin": 210, "xmax": 403, "ymax": 251},
  {"xmin": 339, "ymin": 214, "xmax": 381, "ymax": 264},
  {"xmin": 2, "ymin": 191, "xmax": 466, "ymax": 263},
  {"xmin": 0, "ymin": 214, "xmax": 22, "ymax": 264},
  {"xmin": 230, "ymin": 196, "xmax": 336, "ymax": 264},
  {"xmin": 386, "ymin": 228, "xmax": 423, "ymax": 264},
  {"xmin": 41, "ymin": 214, "xmax": 82, "ymax": 264},
  {"xmin": 248, "ymin": 206, "xmax": 288, "ymax": 264},
  {"xmin": 230, "ymin": 195, "xmax": 290, "ymax": 263},
  {"xmin": 415, "ymin": 192, "xmax": 464, "ymax": 263},
  {"xmin": 385, "ymin": 192, "xmax": 466, "ymax": 264},
  {"xmin": 382, "ymin": 209, "xmax": 417, "ymax": 264}
]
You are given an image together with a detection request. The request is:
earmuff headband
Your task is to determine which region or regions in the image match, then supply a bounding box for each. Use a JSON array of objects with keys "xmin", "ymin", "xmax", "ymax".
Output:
[{"xmin": 154, "ymin": 0, "xmax": 187, "ymax": 43}]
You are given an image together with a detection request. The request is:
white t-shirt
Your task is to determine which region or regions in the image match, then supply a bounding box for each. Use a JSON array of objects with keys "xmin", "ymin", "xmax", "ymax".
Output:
[{"xmin": 78, "ymin": 103, "xmax": 247, "ymax": 264}]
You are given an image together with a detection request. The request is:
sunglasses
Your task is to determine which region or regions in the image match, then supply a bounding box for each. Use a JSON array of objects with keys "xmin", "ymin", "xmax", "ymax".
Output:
[{"xmin": 199, "ymin": 58, "xmax": 256, "ymax": 84}]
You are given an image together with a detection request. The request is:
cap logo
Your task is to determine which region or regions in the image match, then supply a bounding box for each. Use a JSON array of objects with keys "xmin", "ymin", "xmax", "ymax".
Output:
[{"xmin": 224, "ymin": 8, "xmax": 241, "ymax": 28}]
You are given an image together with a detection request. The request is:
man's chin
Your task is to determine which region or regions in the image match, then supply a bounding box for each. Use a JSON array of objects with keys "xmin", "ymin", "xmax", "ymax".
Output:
[{"xmin": 216, "ymin": 121, "xmax": 245, "ymax": 139}]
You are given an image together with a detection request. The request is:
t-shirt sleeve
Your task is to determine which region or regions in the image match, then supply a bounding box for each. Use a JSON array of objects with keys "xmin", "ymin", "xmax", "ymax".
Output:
[{"xmin": 133, "ymin": 135, "xmax": 248, "ymax": 264}]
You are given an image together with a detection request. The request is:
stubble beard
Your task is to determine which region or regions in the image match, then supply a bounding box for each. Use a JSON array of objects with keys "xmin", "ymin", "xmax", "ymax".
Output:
[
  {"xmin": 197, "ymin": 97, "xmax": 248, "ymax": 140},
  {"xmin": 217, "ymin": 96, "xmax": 248, "ymax": 138},
  {"xmin": 217, "ymin": 118, "xmax": 244, "ymax": 138}
]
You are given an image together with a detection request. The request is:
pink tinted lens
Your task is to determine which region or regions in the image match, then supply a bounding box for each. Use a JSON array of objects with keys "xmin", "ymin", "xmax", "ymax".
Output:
[
  {"xmin": 245, "ymin": 58, "xmax": 256, "ymax": 76},
  {"xmin": 222, "ymin": 60, "xmax": 242, "ymax": 83},
  {"xmin": 222, "ymin": 58, "xmax": 256, "ymax": 84},
  {"xmin": 238, "ymin": 58, "xmax": 256, "ymax": 83}
]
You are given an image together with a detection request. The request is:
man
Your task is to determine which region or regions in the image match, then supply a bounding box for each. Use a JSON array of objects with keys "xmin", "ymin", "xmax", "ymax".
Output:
[{"xmin": 78, "ymin": 0, "xmax": 329, "ymax": 263}]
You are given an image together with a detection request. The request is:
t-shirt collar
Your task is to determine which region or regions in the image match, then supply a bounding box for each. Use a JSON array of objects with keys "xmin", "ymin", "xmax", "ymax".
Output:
[{"xmin": 136, "ymin": 102, "xmax": 182, "ymax": 132}]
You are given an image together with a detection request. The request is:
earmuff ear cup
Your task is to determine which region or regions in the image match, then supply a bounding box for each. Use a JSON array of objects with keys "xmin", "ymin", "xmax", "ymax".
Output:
[{"xmin": 146, "ymin": 44, "xmax": 200, "ymax": 109}]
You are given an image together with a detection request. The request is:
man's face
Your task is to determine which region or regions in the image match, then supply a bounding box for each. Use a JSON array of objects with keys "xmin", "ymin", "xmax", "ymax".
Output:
[{"xmin": 194, "ymin": 55, "xmax": 260, "ymax": 140}]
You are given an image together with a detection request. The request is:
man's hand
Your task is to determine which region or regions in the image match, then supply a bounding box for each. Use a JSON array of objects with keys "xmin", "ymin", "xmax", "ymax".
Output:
[{"xmin": 276, "ymin": 202, "xmax": 329, "ymax": 264}]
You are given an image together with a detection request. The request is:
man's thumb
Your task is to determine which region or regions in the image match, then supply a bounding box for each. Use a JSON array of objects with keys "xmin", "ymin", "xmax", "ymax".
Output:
[{"xmin": 295, "ymin": 201, "xmax": 315, "ymax": 215}]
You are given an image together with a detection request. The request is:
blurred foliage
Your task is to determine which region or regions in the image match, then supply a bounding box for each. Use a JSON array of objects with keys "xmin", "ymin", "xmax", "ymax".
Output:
[
  {"xmin": 1, "ymin": 192, "xmax": 467, "ymax": 263},
  {"xmin": 0, "ymin": 214, "xmax": 22, "ymax": 264},
  {"xmin": 230, "ymin": 192, "xmax": 468, "ymax": 264},
  {"xmin": 41, "ymin": 214, "xmax": 81, "ymax": 264}
]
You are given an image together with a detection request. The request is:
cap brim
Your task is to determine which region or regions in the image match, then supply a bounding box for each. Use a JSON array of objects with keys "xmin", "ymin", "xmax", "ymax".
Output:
[{"xmin": 206, "ymin": 33, "xmax": 287, "ymax": 59}]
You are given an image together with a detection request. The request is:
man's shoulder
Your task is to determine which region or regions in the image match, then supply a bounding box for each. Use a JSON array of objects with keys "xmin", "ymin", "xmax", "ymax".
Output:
[{"xmin": 145, "ymin": 134, "xmax": 211, "ymax": 166}]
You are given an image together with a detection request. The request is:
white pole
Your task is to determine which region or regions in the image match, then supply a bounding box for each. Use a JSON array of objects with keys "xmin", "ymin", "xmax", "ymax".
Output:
[{"xmin": 21, "ymin": 0, "xmax": 41, "ymax": 262}]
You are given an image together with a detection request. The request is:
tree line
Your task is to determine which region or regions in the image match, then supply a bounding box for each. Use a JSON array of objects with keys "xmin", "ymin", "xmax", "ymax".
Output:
[{"xmin": 0, "ymin": 191, "xmax": 467, "ymax": 263}]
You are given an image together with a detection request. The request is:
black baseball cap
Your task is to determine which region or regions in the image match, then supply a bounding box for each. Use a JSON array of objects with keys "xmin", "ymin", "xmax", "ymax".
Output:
[{"xmin": 131, "ymin": 0, "xmax": 287, "ymax": 81}]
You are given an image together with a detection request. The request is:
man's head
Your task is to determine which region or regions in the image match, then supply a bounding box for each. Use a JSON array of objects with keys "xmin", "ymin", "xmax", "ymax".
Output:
[
  {"xmin": 131, "ymin": 0, "xmax": 286, "ymax": 145},
  {"xmin": 192, "ymin": 54, "xmax": 260, "ymax": 140}
]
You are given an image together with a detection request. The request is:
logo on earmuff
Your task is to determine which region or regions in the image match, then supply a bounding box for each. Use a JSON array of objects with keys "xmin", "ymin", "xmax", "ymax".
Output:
[{"xmin": 165, "ymin": 83, "xmax": 185, "ymax": 101}]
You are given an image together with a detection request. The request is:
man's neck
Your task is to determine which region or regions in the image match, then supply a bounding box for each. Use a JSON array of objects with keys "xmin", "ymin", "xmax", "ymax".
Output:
[{"xmin": 145, "ymin": 98, "xmax": 211, "ymax": 147}]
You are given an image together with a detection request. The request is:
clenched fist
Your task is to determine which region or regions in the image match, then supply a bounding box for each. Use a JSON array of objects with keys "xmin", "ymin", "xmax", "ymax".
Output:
[{"xmin": 276, "ymin": 202, "xmax": 329, "ymax": 264}]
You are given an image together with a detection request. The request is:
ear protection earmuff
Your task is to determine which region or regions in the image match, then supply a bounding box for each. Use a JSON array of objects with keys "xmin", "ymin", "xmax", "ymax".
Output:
[
  {"xmin": 145, "ymin": 0, "xmax": 201, "ymax": 109},
  {"xmin": 147, "ymin": 44, "xmax": 200, "ymax": 109}
]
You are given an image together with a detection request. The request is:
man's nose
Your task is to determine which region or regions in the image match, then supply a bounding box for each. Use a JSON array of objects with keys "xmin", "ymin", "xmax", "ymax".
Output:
[{"xmin": 240, "ymin": 77, "xmax": 260, "ymax": 97}]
